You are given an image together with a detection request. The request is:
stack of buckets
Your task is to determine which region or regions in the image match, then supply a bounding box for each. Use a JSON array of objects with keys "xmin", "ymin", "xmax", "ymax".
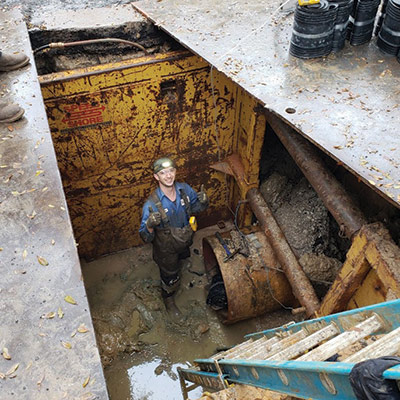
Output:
[
  {"xmin": 377, "ymin": 0, "xmax": 400, "ymax": 58},
  {"xmin": 290, "ymin": 0, "xmax": 400, "ymax": 60}
]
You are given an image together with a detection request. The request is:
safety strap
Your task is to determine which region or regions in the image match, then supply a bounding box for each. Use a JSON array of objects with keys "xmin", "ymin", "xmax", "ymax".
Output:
[
  {"xmin": 150, "ymin": 192, "xmax": 170, "ymax": 227},
  {"xmin": 178, "ymin": 188, "xmax": 191, "ymax": 218}
]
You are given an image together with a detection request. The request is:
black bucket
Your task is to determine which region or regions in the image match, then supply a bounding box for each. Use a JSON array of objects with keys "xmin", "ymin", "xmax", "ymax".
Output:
[
  {"xmin": 375, "ymin": 0, "xmax": 389, "ymax": 35},
  {"xmin": 378, "ymin": 0, "xmax": 400, "ymax": 54},
  {"xmin": 290, "ymin": 0, "xmax": 339, "ymax": 59},
  {"xmin": 348, "ymin": 0, "xmax": 381, "ymax": 45},
  {"xmin": 329, "ymin": 0, "xmax": 354, "ymax": 51}
]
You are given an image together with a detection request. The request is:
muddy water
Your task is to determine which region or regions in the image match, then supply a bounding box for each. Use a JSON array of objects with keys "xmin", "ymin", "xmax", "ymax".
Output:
[{"xmin": 82, "ymin": 226, "xmax": 295, "ymax": 400}]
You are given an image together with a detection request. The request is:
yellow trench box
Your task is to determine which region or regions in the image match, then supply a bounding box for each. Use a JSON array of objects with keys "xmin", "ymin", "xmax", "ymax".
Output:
[{"xmin": 40, "ymin": 50, "xmax": 265, "ymax": 259}]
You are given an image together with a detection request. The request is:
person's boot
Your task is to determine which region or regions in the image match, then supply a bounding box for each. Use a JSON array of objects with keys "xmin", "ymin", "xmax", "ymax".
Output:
[
  {"xmin": 0, "ymin": 102, "xmax": 24, "ymax": 123},
  {"xmin": 0, "ymin": 52, "xmax": 29, "ymax": 72},
  {"xmin": 164, "ymin": 296, "xmax": 182, "ymax": 320}
]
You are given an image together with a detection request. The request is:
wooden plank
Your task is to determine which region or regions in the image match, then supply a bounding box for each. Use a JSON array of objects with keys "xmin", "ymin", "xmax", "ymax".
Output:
[
  {"xmin": 344, "ymin": 326, "xmax": 400, "ymax": 363},
  {"xmin": 268, "ymin": 324, "xmax": 339, "ymax": 361},
  {"xmin": 298, "ymin": 315, "xmax": 382, "ymax": 361},
  {"xmin": 246, "ymin": 330, "xmax": 307, "ymax": 360}
]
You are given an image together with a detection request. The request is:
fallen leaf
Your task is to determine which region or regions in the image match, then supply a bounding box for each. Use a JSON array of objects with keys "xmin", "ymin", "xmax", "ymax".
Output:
[
  {"xmin": 27, "ymin": 210, "xmax": 37, "ymax": 219},
  {"xmin": 42, "ymin": 312, "xmax": 55, "ymax": 319},
  {"xmin": 368, "ymin": 180, "xmax": 376, "ymax": 186},
  {"xmin": 42, "ymin": 187, "xmax": 48, "ymax": 192},
  {"xmin": 22, "ymin": 249, "xmax": 27, "ymax": 260},
  {"xmin": 6, "ymin": 363, "xmax": 19, "ymax": 376},
  {"xmin": 0, "ymin": 373, "xmax": 5, "ymax": 379},
  {"xmin": 78, "ymin": 324, "xmax": 89, "ymax": 333},
  {"xmin": 58, "ymin": 307, "xmax": 64, "ymax": 319},
  {"xmin": 37, "ymin": 374, "xmax": 45, "ymax": 387},
  {"xmin": 333, "ymin": 145, "xmax": 343, "ymax": 149},
  {"xmin": 64, "ymin": 295, "xmax": 77, "ymax": 305},
  {"xmin": 80, "ymin": 392, "xmax": 95, "ymax": 400},
  {"xmin": 71, "ymin": 330, "xmax": 77, "ymax": 338},
  {"xmin": 2, "ymin": 348, "xmax": 11, "ymax": 360},
  {"xmin": 51, "ymin": 239, "xmax": 55, "ymax": 245},
  {"xmin": 61, "ymin": 341, "xmax": 72, "ymax": 349},
  {"xmin": 7, "ymin": 125, "xmax": 13, "ymax": 132},
  {"xmin": 83, "ymin": 376, "xmax": 90, "ymax": 388},
  {"xmin": 37, "ymin": 256, "xmax": 49, "ymax": 266},
  {"xmin": 14, "ymin": 270, "xmax": 26, "ymax": 275},
  {"xmin": 35, "ymin": 170, "xmax": 44, "ymax": 177},
  {"xmin": 48, "ymin": 204, "xmax": 55, "ymax": 208}
]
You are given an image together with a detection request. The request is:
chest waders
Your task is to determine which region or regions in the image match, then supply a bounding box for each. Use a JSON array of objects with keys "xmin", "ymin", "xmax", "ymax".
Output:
[{"xmin": 151, "ymin": 189, "xmax": 194, "ymax": 296}]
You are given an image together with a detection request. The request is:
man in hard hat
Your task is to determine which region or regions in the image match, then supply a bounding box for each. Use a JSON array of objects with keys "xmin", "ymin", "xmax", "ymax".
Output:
[{"xmin": 139, "ymin": 157, "xmax": 208, "ymax": 318}]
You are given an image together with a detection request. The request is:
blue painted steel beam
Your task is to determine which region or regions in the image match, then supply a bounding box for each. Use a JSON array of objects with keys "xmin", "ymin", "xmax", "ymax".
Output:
[
  {"xmin": 246, "ymin": 299, "xmax": 400, "ymax": 340},
  {"xmin": 178, "ymin": 369, "xmax": 227, "ymax": 391},
  {"xmin": 193, "ymin": 360, "xmax": 400, "ymax": 400}
]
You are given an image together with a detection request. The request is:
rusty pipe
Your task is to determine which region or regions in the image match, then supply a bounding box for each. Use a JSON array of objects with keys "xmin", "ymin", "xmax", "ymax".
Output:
[
  {"xmin": 267, "ymin": 114, "xmax": 368, "ymax": 239},
  {"xmin": 247, "ymin": 187, "xmax": 320, "ymax": 317}
]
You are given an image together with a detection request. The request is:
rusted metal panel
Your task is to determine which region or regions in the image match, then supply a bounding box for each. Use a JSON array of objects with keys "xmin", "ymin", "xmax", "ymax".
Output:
[
  {"xmin": 133, "ymin": 0, "xmax": 400, "ymax": 208},
  {"xmin": 40, "ymin": 51, "xmax": 237, "ymax": 259},
  {"xmin": 319, "ymin": 222, "xmax": 400, "ymax": 316},
  {"xmin": 203, "ymin": 230, "xmax": 295, "ymax": 324}
]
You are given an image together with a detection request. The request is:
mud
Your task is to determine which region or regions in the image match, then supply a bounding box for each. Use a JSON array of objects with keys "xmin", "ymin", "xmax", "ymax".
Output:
[
  {"xmin": 82, "ymin": 225, "xmax": 296, "ymax": 400},
  {"xmin": 260, "ymin": 174, "xmax": 330, "ymax": 258},
  {"xmin": 2, "ymin": 0, "xmax": 132, "ymax": 18}
]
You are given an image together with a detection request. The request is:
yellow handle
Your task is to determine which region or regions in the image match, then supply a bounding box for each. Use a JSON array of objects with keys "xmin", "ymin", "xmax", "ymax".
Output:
[
  {"xmin": 298, "ymin": 0, "xmax": 320, "ymax": 5},
  {"xmin": 189, "ymin": 216, "xmax": 197, "ymax": 232}
]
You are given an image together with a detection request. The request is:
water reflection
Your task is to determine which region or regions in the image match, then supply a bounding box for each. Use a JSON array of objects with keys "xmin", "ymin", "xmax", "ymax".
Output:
[{"xmin": 128, "ymin": 359, "xmax": 203, "ymax": 400}]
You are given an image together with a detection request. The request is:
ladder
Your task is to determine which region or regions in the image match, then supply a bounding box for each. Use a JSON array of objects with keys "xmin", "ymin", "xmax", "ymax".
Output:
[{"xmin": 178, "ymin": 299, "xmax": 400, "ymax": 399}]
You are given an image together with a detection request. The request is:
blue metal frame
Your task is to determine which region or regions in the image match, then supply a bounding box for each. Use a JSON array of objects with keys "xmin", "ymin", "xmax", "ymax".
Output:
[
  {"xmin": 246, "ymin": 299, "xmax": 400, "ymax": 339},
  {"xmin": 186, "ymin": 300, "xmax": 400, "ymax": 399}
]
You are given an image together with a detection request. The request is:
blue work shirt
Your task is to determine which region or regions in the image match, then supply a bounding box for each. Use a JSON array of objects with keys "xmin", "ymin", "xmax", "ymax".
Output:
[{"xmin": 139, "ymin": 182, "xmax": 205, "ymax": 243}]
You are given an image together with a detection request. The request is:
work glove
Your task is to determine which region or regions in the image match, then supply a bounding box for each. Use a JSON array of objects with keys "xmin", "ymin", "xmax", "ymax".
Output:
[
  {"xmin": 146, "ymin": 206, "xmax": 161, "ymax": 229},
  {"xmin": 198, "ymin": 184, "xmax": 208, "ymax": 205}
]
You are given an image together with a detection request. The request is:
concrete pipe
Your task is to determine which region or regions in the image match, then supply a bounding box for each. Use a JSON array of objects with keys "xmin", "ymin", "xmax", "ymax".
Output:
[{"xmin": 202, "ymin": 230, "xmax": 296, "ymax": 324}]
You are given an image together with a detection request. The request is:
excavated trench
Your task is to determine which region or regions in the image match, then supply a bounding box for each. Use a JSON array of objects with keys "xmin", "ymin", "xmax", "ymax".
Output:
[{"xmin": 27, "ymin": 15, "xmax": 400, "ymax": 400}]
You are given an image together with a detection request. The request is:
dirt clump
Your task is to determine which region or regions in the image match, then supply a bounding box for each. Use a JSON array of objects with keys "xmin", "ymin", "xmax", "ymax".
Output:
[
  {"xmin": 260, "ymin": 173, "xmax": 330, "ymax": 258},
  {"xmin": 299, "ymin": 253, "xmax": 342, "ymax": 299}
]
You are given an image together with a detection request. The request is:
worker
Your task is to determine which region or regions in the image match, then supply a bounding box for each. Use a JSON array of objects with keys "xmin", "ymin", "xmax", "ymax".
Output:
[
  {"xmin": 139, "ymin": 157, "xmax": 209, "ymax": 318},
  {"xmin": 0, "ymin": 50, "xmax": 30, "ymax": 123}
]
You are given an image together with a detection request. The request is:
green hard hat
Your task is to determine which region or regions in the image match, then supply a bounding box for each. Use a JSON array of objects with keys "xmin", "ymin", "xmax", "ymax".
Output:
[{"xmin": 153, "ymin": 157, "xmax": 176, "ymax": 174}]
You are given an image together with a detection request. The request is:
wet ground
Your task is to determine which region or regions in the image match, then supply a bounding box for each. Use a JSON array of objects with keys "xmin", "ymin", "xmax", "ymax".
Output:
[{"xmin": 82, "ymin": 224, "xmax": 295, "ymax": 400}]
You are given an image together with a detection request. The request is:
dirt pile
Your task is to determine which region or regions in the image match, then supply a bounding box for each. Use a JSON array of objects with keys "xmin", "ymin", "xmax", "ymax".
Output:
[
  {"xmin": 260, "ymin": 172, "xmax": 344, "ymax": 298},
  {"xmin": 260, "ymin": 173, "xmax": 330, "ymax": 258}
]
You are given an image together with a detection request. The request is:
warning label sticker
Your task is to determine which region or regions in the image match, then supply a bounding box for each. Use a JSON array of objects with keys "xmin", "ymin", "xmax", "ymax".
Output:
[{"xmin": 62, "ymin": 103, "xmax": 107, "ymax": 129}]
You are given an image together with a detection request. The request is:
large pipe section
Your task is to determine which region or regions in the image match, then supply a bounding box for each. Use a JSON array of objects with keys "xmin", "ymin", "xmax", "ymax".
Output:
[
  {"xmin": 267, "ymin": 114, "xmax": 368, "ymax": 239},
  {"xmin": 247, "ymin": 187, "xmax": 320, "ymax": 317}
]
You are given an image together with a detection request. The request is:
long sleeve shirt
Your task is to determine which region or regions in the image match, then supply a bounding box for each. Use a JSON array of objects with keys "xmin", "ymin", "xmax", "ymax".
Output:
[{"xmin": 139, "ymin": 182, "xmax": 207, "ymax": 243}]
